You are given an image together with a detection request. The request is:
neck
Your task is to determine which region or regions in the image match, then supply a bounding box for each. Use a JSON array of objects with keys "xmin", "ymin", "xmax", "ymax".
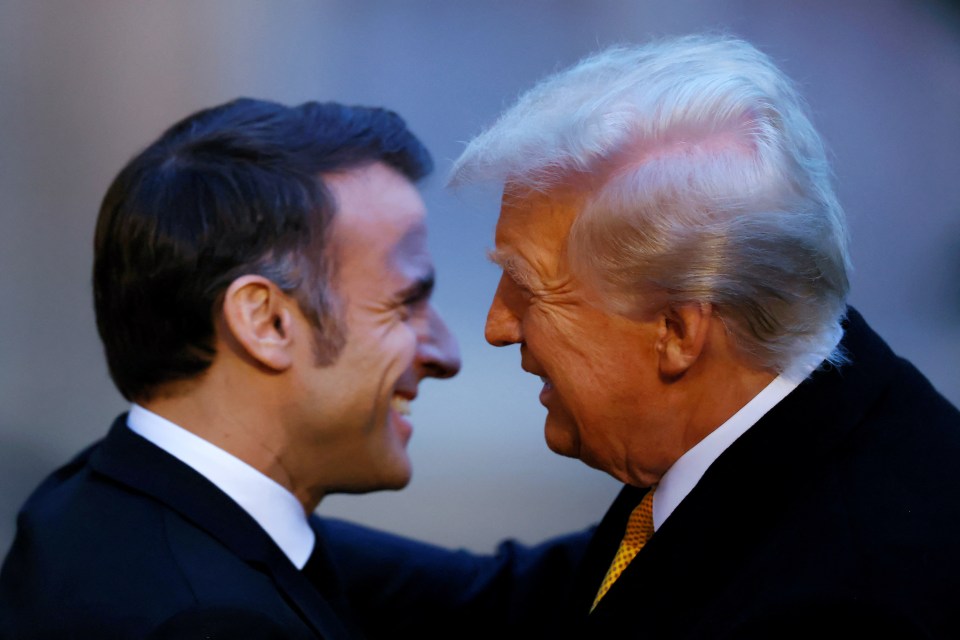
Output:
[
  {"xmin": 674, "ymin": 317, "xmax": 778, "ymax": 449},
  {"xmin": 141, "ymin": 377, "xmax": 319, "ymax": 514}
]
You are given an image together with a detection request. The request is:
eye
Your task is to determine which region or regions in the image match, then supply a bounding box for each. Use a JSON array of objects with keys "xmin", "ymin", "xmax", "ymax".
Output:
[
  {"xmin": 394, "ymin": 274, "xmax": 435, "ymax": 323},
  {"xmin": 502, "ymin": 271, "xmax": 534, "ymax": 301},
  {"xmin": 398, "ymin": 296, "xmax": 428, "ymax": 323},
  {"xmin": 397, "ymin": 302, "xmax": 414, "ymax": 322}
]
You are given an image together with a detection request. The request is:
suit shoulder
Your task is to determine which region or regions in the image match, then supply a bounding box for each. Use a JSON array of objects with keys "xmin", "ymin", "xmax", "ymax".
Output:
[{"xmin": 0, "ymin": 452, "xmax": 199, "ymax": 635}]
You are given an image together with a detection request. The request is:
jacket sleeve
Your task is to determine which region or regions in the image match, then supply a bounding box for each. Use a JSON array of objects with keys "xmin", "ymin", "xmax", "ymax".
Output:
[{"xmin": 318, "ymin": 517, "xmax": 594, "ymax": 637}]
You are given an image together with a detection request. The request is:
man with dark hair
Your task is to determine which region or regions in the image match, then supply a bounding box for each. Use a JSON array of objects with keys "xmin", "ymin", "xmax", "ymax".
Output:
[{"xmin": 0, "ymin": 98, "xmax": 461, "ymax": 638}]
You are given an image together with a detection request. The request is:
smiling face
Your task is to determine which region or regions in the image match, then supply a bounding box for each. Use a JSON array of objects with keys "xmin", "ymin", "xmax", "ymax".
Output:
[
  {"xmin": 485, "ymin": 186, "xmax": 679, "ymax": 487},
  {"xmin": 287, "ymin": 162, "xmax": 460, "ymax": 496}
]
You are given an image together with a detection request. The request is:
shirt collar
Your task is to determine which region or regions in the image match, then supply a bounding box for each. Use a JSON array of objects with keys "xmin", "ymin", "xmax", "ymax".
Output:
[
  {"xmin": 126, "ymin": 403, "xmax": 315, "ymax": 569},
  {"xmin": 652, "ymin": 371, "xmax": 806, "ymax": 531}
]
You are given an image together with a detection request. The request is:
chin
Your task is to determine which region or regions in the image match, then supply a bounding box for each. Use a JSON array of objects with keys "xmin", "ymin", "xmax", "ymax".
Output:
[
  {"xmin": 341, "ymin": 448, "xmax": 413, "ymax": 493},
  {"xmin": 337, "ymin": 468, "xmax": 411, "ymax": 495},
  {"xmin": 386, "ymin": 477, "xmax": 411, "ymax": 491},
  {"xmin": 383, "ymin": 467, "xmax": 413, "ymax": 490},
  {"xmin": 544, "ymin": 417, "xmax": 581, "ymax": 460},
  {"xmin": 375, "ymin": 455, "xmax": 413, "ymax": 490}
]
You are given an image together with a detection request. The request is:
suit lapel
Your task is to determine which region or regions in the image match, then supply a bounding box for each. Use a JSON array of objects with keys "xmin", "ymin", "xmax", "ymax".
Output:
[{"xmin": 89, "ymin": 418, "xmax": 354, "ymax": 639}]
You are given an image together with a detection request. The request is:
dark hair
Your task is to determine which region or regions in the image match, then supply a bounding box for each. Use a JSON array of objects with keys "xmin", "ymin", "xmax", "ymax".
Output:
[{"xmin": 93, "ymin": 98, "xmax": 433, "ymax": 401}]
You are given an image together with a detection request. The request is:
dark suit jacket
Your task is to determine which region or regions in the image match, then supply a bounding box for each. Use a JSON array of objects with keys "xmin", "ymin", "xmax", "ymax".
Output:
[
  {"xmin": 325, "ymin": 309, "xmax": 960, "ymax": 638},
  {"xmin": 0, "ymin": 417, "xmax": 363, "ymax": 639}
]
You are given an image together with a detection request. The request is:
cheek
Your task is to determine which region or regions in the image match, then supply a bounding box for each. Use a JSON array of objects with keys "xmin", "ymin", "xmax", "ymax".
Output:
[
  {"xmin": 339, "ymin": 317, "xmax": 419, "ymax": 382},
  {"xmin": 526, "ymin": 304, "xmax": 585, "ymax": 352},
  {"xmin": 539, "ymin": 335, "xmax": 646, "ymax": 418},
  {"xmin": 376, "ymin": 321, "xmax": 419, "ymax": 373},
  {"xmin": 534, "ymin": 325, "xmax": 607, "ymax": 385}
]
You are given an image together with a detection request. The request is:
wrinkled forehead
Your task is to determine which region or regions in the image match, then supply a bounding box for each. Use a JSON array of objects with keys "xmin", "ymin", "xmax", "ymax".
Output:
[{"xmin": 495, "ymin": 181, "xmax": 586, "ymax": 247}]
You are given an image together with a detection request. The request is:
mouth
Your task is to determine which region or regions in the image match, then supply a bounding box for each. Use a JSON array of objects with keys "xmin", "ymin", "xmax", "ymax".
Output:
[
  {"xmin": 520, "ymin": 361, "xmax": 554, "ymax": 406},
  {"xmin": 388, "ymin": 392, "xmax": 416, "ymax": 443},
  {"xmin": 521, "ymin": 356, "xmax": 554, "ymax": 406},
  {"xmin": 537, "ymin": 375, "xmax": 555, "ymax": 406},
  {"xmin": 390, "ymin": 394, "xmax": 412, "ymax": 416}
]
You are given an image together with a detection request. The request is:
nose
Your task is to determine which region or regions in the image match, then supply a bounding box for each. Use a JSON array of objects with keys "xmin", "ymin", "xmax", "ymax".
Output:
[
  {"xmin": 417, "ymin": 305, "xmax": 461, "ymax": 379},
  {"xmin": 484, "ymin": 274, "xmax": 522, "ymax": 347}
]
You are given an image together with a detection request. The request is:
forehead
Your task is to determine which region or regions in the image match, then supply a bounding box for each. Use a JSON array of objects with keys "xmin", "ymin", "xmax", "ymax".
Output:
[
  {"xmin": 326, "ymin": 162, "xmax": 429, "ymax": 266},
  {"xmin": 494, "ymin": 184, "xmax": 583, "ymax": 252}
]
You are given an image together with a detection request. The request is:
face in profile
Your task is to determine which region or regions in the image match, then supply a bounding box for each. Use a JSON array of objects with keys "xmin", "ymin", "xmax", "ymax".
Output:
[
  {"xmin": 288, "ymin": 162, "xmax": 460, "ymax": 494},
  {"xmin": 484, "ymin": 186, "xmax": 674, "ymax": 487}
]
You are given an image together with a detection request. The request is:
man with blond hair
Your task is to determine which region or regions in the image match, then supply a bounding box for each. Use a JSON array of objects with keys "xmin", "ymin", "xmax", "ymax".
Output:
[{"xmin": 329, "ymin": 35, "xmax": 960, "ymax": 638}]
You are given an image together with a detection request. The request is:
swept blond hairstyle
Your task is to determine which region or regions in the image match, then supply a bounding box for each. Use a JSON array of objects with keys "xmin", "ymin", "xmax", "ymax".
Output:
[{"xmin": 451, "ymin": 34, "xmax": 850, "ymax": 378}]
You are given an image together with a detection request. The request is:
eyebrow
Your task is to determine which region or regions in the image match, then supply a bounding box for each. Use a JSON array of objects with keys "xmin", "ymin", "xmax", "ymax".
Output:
[
  {"xmin": 487, "ymin": 248, "xmax": 537, "ymax": 290},
  {"xmin": 397, "ymin": 269, "xmax": 435, "ymax": 304}
]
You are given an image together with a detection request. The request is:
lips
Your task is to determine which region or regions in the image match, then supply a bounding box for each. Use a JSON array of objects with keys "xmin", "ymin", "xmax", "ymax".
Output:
[
  {"xmin": 521, "ymin": 357, "xmax": 553, "ymax": 405},
  {"xmin": 537, "ymin": 375, "xmax": 556, "ymax": 407},
  {"xmin": 520, "ymin": 360, "xmax": 548, "ymax": 381}
]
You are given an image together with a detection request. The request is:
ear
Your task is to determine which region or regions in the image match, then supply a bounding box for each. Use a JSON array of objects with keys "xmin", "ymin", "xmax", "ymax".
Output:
[
  {"xmin": 221, "ymin": 275, "xmax": 295, "ymax": 372},
  {"xmin": 655, "ymin": 302, "xmax": 713, "ymax": 379}
]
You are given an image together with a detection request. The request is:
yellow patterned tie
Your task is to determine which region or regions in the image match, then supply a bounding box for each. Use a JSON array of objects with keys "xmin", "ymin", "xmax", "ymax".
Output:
[{"xmin": 591, "ymin": 488, "xmax": 655, "ymax": 611}]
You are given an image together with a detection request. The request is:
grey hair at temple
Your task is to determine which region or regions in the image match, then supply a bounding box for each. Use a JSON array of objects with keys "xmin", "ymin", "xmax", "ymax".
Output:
[{"xmin": 450, "ymin": 34, "xmax": 851, "ymax": 379}]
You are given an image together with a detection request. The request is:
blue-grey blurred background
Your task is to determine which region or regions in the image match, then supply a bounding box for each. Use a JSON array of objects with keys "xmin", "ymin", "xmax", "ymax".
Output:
[{"xmin": 1, "ymin": 0, "xmax": 958, "ymax": 556}]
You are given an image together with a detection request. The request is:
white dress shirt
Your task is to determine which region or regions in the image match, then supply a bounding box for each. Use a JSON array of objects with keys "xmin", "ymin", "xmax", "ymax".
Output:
[
  {"xmin": 126, "ymin": 404, "xmax": 315, "ymax": 569},
  {"xmin": 652, "ymin": 371, "xmax": 809, "ymax": 531}
]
